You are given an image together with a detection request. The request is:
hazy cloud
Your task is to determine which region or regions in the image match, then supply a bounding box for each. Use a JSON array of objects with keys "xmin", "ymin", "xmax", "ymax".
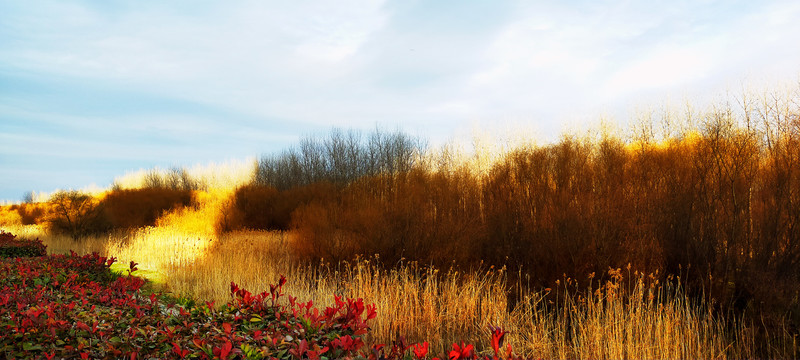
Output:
[{"xmin": 1, "ymin": 0, "xmax": 799, "ymax": 200}]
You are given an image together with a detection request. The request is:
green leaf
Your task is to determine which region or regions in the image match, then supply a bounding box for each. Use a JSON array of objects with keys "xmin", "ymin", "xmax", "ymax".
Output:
[{"xmin": 23, "ymin": 342, "xmax": 43, "ymax": 351}]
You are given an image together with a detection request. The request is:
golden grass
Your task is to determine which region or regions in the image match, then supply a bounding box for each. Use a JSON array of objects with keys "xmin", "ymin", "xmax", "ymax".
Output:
[
  {"xmin": 6, "ymin": 223, "xmax": 790, "ymax": 358},
  {"xmin": 0, "ymin": 224, "xmax": 212, "ymax": 274},
  {"xmin": 156, "ymin": 188, "xmax": 234, "ymax": 235},
  {"xmin": 163, "ymin": 234, "xmax": 515, "ymax": 355}
]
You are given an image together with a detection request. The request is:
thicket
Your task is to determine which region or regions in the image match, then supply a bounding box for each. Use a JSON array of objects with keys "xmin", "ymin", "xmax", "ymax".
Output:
[
  {"xmin": 0, "ymin": 203, "xmax": 47, "ymax": 226},
  {"xmin": 103, "ymin": 188, "xmax": 193, "ymax": 229},
  {"xmin": 232, "ymin": 90, "xmax": 800, "ymax": 336},
  {"xmin": 226, "ymin": 129, "xmax": 424, "ymax": 232},
  {"xmin": 255, "ymin": 128, "xmax": 422, "ymax": 190}
]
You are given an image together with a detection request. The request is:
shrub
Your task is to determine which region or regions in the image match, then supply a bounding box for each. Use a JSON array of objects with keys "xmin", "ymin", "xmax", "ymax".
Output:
[
  {"xmin": 102, "ymin": 188, "xmax": 193, "ymax": 229},
  {"xmin": 282, "ymin": 121, "xmax": 800, "ymax": 329},
  {"xmin": 291, "ymin": 169, "xmax": 484, "ymax": 266},
  {"xmin": 230, "ymin": 185, "xmax": 281, "ymax": 230},
  {"xmin": 0, "ymin": 252, "xmax": 384, "ymax": 359},
  {"xmin": 255, "ymin": 128, "xmax": 423, "ymax": 191},
  {"xmin": 230, "ymin": 182, "xmax": 339, "ymax": 231},
  {"xmin": 47, "ymin": 191, "xmax": 111, "ymax": 240},
  {"xmin": 15, "ymin": 203, "xmax": 47, "ymax": 225},
  {"xmin": 0, "ymin": 231, "xmax": 46, "ymax": 258}
]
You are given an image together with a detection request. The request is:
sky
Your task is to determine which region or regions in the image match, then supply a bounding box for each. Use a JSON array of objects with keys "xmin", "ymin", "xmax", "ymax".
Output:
[{"xmin": 2, "ymin": 0, "xmax": 800, "ymax": 202}]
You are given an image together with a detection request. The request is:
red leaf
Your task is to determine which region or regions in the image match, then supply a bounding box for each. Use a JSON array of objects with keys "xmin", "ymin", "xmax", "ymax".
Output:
[
  {"xmin": 413, "ymin": 342, "xmax": 430, "ymax": 359},
  {"xmin": 489, "ymin": 325, "xmax": 508, "ymax": 359},
  {"xmin": 219, "ymin": 341, "xmax": 233, "ymax": 360},
  {"xmin": 449, "ymin": 342, "xmax": 474, "ymax": 360}
]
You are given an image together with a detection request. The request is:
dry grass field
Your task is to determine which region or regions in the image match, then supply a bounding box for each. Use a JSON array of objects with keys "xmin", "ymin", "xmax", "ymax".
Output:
[{"xmin": 2, "ymin": 221, "xmax": 793, "ymax": 358}]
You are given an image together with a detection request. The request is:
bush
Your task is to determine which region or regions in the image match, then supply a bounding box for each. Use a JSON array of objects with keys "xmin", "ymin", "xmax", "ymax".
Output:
[
  {"xmin": 47, "ymin": 191, "xmax": 112, "ymax": 240},
  {"xmin": 230, "ymin": 185, "xmax": 281, "ymax": 230},
  {"xmin": 102, "ymin": 188, "xmax": 193, "ymax": 229},
  {"xmin": 142, "ymin": 167, "xmax": 203, "ymax": 191},
  {"xmin": 0, "ymin": 253, "xmax": 385, "ymax": 359},
  {"xmin": 0, "ymin": 231, "xmax": 46, "ymax": 258},
  {"xmin": 230, "ymin": 182, "xmax": 339, "ymax": 231},
  {"xmin": 255, "ymin": 128, "xmax": 423, "ymax": 190},
  {"xmin": 15, "ymin": 203, "xmax": 46, "ymax": 225},
  {"xmin": 0, "ymin": 206, "xmax": 23, "ymax": 226},
  {"xmin": 282, "ymin": 124, "xmax": 800, "ymax": 328}
]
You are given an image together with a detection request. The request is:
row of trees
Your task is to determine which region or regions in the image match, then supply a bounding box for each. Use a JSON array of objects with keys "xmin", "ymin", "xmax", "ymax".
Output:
[
  {"xmin": 254, "ymin": 128, "xmax": 423, "ymax": 190},
  {"xmin": 233, "ymin": 88, "xmax": 800, "ymax": 324}
]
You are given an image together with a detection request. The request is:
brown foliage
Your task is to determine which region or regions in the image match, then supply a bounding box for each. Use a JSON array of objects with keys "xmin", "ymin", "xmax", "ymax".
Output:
[
  {"xmin": 232, "ymin": 97, "xmax": 800, "ymax": 328},
  {"xmin": 290, "ymin": 169, "xmax": 484, "ymax": 266},
  {"xmin": 47, "ymin": 191, "xmax": 111, "ymax": 240},
  {"xmin": 18, "ymin": 204, "xmax": 47, "ymax": 225},
  {"xmin": 230, "ymin": 182, "xmax": 339, "ymax": 231},
  {"xmin": 102, "ymin": 188, "xmax": 193, "ymax": 229}
]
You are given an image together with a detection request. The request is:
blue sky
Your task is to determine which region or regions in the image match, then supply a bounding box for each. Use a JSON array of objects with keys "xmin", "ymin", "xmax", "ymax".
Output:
[{"xmin": 2, "ymin": 0, "xmax": 800, "ymax": 201}]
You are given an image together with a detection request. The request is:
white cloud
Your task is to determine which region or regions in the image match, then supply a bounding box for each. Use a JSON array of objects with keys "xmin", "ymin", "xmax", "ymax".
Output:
[
  {"xmin": 456, "ymin": 0, "xmax": 800, "ymax": 132},
  {"xmin": 2, "ymin": 0, "xmax": 800, "ymax": 200},
  {"xmin": 603, "ymin": 45, "xmax": 715, "ymax": 99},
  {"xmin": 0, "ymin": 1, "xmax": 390, "ymax": 117}
]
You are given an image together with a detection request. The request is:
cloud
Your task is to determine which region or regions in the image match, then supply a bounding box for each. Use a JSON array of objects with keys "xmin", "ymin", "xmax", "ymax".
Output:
[
  {"xmin": 0, "ymin": 1, "xmax": 390, "ymax": 121},
  {"xmin": 452, "ymin": 0, "xmax": 800, "ymax": 132},
  {"xmin": 1, "ymin": 0, "xmax": 800, "ymax": 200}
]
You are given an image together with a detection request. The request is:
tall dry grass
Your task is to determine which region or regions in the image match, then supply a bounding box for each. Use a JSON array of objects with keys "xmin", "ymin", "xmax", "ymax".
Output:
[
  {"xmin": 160, "ymin": 228, "xmax": 789, "ymax": 358},
  {"xmin": 7, "ymin": 222, "xmax": 787, "ymax": 358},
  {"xmin": 0, "ymin": 224, "xmax": 740, "ymax": 357},
  {"xmin": 161, "ymin": 231, "xmax": 513, "ymax": 355},
  {"xmin": 0, "ymin": 224, "xmax": 212, "ymax": 272}
]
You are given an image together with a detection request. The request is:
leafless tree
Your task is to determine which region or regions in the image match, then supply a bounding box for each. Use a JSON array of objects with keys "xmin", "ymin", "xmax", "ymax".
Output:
[{"xmin": 49, "ymin": 191, "xmax": 109, "ymax": 240}]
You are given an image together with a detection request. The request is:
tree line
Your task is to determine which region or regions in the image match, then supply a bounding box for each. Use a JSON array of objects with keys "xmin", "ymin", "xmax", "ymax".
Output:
[{"xmin": 232, "ymin": 89, "xmax": 800, "ymax": 327}]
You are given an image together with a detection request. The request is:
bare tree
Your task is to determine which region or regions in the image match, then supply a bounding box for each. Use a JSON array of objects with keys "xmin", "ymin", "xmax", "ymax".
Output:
[
  {"xmin": 21, "ymin": 191, "xmax": 35, "ymax": 204},
  {"xmin": 255, "ymin": 128, "xmax": 425, "ymax": 190},
  {"xmin": 49, "ymin": 191, "xmax": 109, "ymax": 241}
]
